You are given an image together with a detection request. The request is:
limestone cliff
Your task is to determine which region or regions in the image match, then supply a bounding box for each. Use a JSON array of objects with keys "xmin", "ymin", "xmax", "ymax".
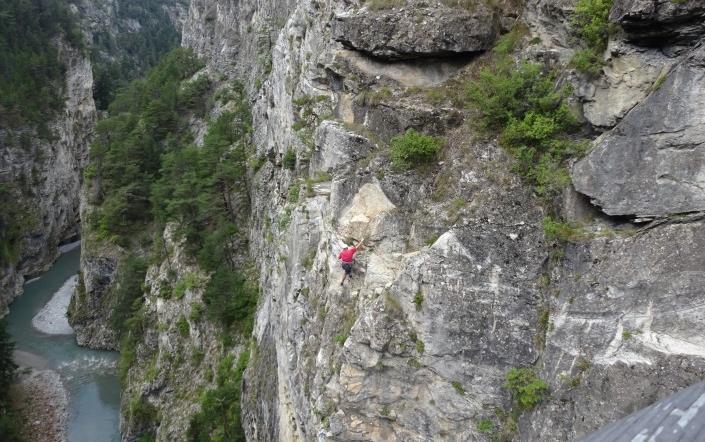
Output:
[
  {"xmin": 0, "ymin": 39, "xmax": 95, "ymax": 315},
  {"xmin": 73, "ymin": 0, "xmax": 705, "ymax": 440}
]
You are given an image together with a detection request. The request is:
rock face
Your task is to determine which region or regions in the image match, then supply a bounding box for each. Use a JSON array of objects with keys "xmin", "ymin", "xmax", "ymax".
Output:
[
  {"xmin": 69, "ymin": 0, "xmax": 705, "ymax": 440},
  {"xmin": 572, "ymin": 44, "xmax": 705, "ymax": 218},
  {"xmin": 332, "ymin": 5, "xmax": 499, "ymax": 60},
  {"xmin": 611, "ymin": 0, "xmax": 705, "ymax": 45},
  {"xmin": 524, "ymin": 217, "xmax": 705, "ymax": 440},
  {"xmin": 68, "ymin": 238, "xmax": 120, "ymax": 350},
  {"xmin": 0, "ymin": 41, "xmax": 95, "ymax": 315}
]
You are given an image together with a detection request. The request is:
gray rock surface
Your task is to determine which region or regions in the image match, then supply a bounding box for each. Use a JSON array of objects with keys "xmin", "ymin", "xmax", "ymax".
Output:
[
  {"xmin": 572, "ymin": 44, "xmax": 705, "ymax": 218},
  {"xmin": 67, "ymin": 0, "xmax": 705, "ymax": 440},
  {"xmin": 0, "ymin": 40, "xmax": 95, "ymax": 315},
  {"xmin": 611, "ymin": 0, "xmax": 705, "ymax": 45},
  {"xmin": 524, "ymin": 218, "xmax": 705, "ymax": 440},
  {"xmin": 68, "ymin": 239, "xmax": 120, "ymax": 350},
  {"xmin": 332, "ymin": 5, "xmax": 499, "ymax": 60}
]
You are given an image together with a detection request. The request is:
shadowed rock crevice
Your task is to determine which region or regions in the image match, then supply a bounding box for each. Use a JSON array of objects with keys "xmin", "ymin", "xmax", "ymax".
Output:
[{"xmin": 611, "ymin": 0, "xmax": 705, "ymax": 46}]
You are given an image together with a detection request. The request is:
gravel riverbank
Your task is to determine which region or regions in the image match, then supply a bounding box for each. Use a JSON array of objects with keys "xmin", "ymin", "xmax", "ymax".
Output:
[{"xmin": 11, "ymin": 368, "xmax": 69, "ymax": 442}]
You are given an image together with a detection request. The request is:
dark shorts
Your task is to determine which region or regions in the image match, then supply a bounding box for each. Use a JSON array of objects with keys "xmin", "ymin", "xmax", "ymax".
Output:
[{"xmin": 342, "ymin": 262, "xmax": 353, "ymax": 275}]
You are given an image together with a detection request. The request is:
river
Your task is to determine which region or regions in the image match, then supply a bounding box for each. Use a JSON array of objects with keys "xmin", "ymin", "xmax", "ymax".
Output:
[{"xmin": 6, "ymin": 245, "xmax": 121, "ymax": 441}]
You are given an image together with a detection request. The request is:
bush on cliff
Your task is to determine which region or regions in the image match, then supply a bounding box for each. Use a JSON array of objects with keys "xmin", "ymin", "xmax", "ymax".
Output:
[
  {"xmin": 390, "ymin": 129, "xmax": 445, "ymax": 169},
  {"xmin": 570, "ymin": 0, "xmax": 614, "ymax": 76},
  {"xmin": 187, "ymin": 350, "xmax": 250, "ymax": 442},
  {"xmin": 467, "ymin": 36, "xmax": 586, "ymax": 196}
]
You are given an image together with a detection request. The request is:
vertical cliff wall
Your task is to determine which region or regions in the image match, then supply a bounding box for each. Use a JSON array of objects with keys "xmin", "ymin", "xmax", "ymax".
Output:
[
  {"xmin": 0, "ymin": 39, "xmax": 96, "ymax": 315},
  {"xmin": 71, "ymin": 0, "xmax": 705, "ymax": 440}
]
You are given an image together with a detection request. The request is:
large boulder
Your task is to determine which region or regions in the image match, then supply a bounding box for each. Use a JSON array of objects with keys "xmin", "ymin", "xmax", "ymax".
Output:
[
  {"xmin": 572, "ymin": 45, "xmax": 705, "ymax": 218},
  {"xmin": 332, "ymin": 5, "xmax": 499, "ymax": 60},
  {"xmin": 610, "ymin": 0, "xmax": 705, "ymax": 45}
]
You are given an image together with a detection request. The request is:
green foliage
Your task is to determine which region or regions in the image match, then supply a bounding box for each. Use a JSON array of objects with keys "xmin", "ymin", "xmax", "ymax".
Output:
[
  {"xmin": 126, "ymin": 395, "xmax": 159, "ymax": 441},
  {"xmin": 173, "ymin": 273, "xmax": 202, "ymax": 300},
  {"xmin": 203, "ymin": 267, "xmax": 258, "ymax": 335},
  {"xmin": 110, "ymin": 256, "xmax": 148, "ymax": 338},
  {"xmin": 572, "ymin": 0, "xmax": 614, "ymax": 50},
  {"xmin": 0, "ymin": 0, "xmax": 82, "ymax": 129},
  {"xmin": 283, "ymin": 149, "xmax": 297, "ymax": 170},
  {"xmin": 178, "ymin": 76, "xmax": 212, "ymax": 116},
  {"xmin": 413, "ymin": 291, "xmax": 424, "ymax": 311},
  {"xmin": 542, "ymin": 217, "xmax": 588, "ymax": 242},
  {"xmin": 0, "ymin": 184, "xmax": 33, "ymax": 267},
  {"xmin": 177, "ymin": 315, "xmax": 190, "ymax": 337},
  {"xmin": 288, "ymin": 183, "xmax": 300, "ymax": 203},
  {"xmin": 187, "ymin": 350, "xmax": 250, "ymax": 442},
  {"xmin": 467, "ymin": 55, "xmax": 583, "ymax": 196},
  {"xmin": 451, "ymin": 381, "xmax": 465, "ymax": 395},
  {"xmin": 476, "ymin": 418, "xmax": 496, "ymax": 434},
  {"xmin": 89, "ymin": 48, "xmax": 206, "ymax": 245},
  {"xmin": 504, "ymin": 368, "xmax": 549, "ymax": 411},
  {"xmin": 91, "ymin": 0, "xmax": 183, "ymax": 110},
  {"xmin": 390, "ymin": 129, "xmax": 444, "ymax": 169},
  {"xmin": 570, "ymin": 0, "xmax": 614, "ymax": 76}
]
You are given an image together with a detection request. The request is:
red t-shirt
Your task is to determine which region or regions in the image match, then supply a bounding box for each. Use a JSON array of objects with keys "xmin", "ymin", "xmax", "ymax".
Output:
[{"xmin": 338, "ymin": 246, "xmax": 357, "ymax": 263}]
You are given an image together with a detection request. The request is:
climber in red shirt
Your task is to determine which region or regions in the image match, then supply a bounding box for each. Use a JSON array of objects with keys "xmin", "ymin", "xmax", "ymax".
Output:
[{"xmin": 338, "ymin": 238, "xmax": 364, "ymax": 286}]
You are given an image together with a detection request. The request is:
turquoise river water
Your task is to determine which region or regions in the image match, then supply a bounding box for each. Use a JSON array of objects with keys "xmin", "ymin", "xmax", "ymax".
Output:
[{"xmin": 6, "ymin": 246, "xmax": 121, "ymax": 441}]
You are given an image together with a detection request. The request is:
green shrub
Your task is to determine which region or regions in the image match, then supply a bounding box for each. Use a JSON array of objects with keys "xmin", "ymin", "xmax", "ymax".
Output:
[
  {"xmin": 390, "ymin": 129, "xmax": 444, "ymax": 169},
  {"xmin": 189, "ymin": 304, "xmax": 205, "ymax": 323},
  {"xmin": 283, "ymin": 149, "xmax": 297, "ymax": 170},
  {"xmin": 572, "ymin": 0, "xmax": 614, "ymax": 50},
  {"xmin": 0, "ymin": 184, "xmax": 34, "ymax": 267},
  {"xmin": 177, "ymin": 315, "xmax": 190, "ymax": 337},
  {"xmin": 504, "ymin": 367, "xmax": 549, "ymax": 411},
  {"xmin": 127, "ymin": 395, "xmax": 159, "ymax": 440},
  {"xmin": 476, "ymin": 418, "xmax": 495, "ymax": 434},
  {"xmin": 542, "ymin": 217, "xmax": 588, "ymax": 242},
  {"xmin": 110, "ymin": 256, "xmax": 148, "ymax": 338},
  {"xmin": 467, "ymin": 54, "xmax": 584, "ymax": 196},
  {"xmin": 203, "ymin": 267, "xmax": 259, "ymax": 335},
  {"xmin": 413, "ymin": 291, "xmax": 424, "ymax": 311},
  {"xmin": 570, "ymin": 0, "xmax": 614, "ymax": 76},
  {"xmin": 288, "ymin": 183, "xmax": 300, "ymax": 203},
  {"xmin": 187, "ymin": 351, "xmax": 250, "ymax": 442}
]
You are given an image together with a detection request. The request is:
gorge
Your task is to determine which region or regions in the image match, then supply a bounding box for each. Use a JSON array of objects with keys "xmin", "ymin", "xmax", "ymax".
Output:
[{"xmin": 2, "ymin": 0, "xmax": 705, "ymax": 441}]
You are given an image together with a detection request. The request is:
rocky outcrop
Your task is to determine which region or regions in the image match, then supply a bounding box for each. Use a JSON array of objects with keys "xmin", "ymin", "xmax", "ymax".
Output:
[
  {"xmin": 68, "ymin": 237, "xmax": 120, "ymax": 350},
  {"xmin": 611, "ymin": 0, "xmax": 705, "ymax": 45},
  {"xmin": 572, "ymin": 44, "xmax": 705, "ymax": 218},
  {"xmin": 524, "ymin": 216, "xmax": 705, "ymax": 439},
  {"xmin": 0, "ymin": 40, "xmax": 95, "ymax": 315},
  {"xmin": 332, "ymin": 4, "xmax": 499, "ymax": 60},
  {"xmin": 120, "ymin": 225, "xmax": 231, "ymax": 441},
  {"xmin": 68, "ymin": 0, "xmax": 705, "ymax": 440}
]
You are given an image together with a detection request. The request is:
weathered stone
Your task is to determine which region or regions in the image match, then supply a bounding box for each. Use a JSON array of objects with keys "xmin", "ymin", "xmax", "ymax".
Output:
[
  {"xmin": 581, "ymin": 41, "xmax": 676, "ymax": 128},
  {"xmin": 311, "ymin": 121, "xmax": 376, "ymax": 173},
  {"xmin": 611, "ymin": 0, "xmax": 705, "ymax": 45},
  {"xmin": 525, "ymin": 220, "xmax": 705, "ymax": 440},
  {"xmin": 572, "ymin": 45, "xmax": 705, "ymax": 217},
  {"xmin": 0, "ymin": 40, "xmax": 95, "ymax": 314},
  {"xmin": 332, "ymin": 6, "xmax": 499, "ymax": 60}
]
